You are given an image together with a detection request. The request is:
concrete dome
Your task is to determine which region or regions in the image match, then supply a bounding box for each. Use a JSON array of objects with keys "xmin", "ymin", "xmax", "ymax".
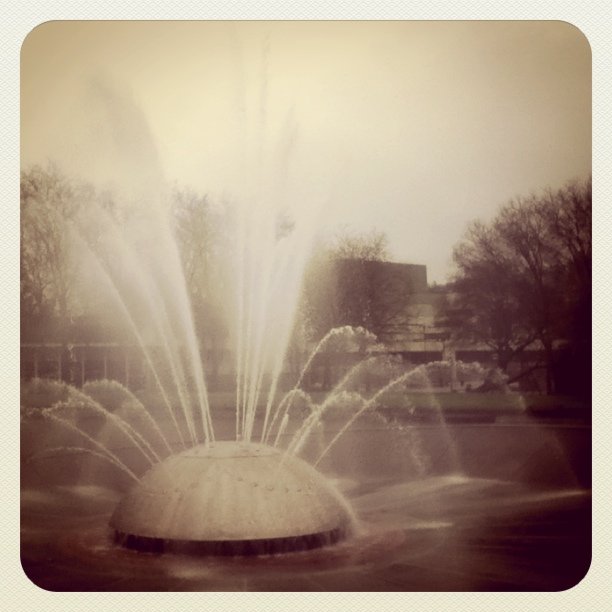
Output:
[{"xmin": 110, "ymin": 441, "xmax": 355, "ymax": 555}]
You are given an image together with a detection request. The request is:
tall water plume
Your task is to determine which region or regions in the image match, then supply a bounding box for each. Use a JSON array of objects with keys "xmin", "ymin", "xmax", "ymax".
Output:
[
  {"xmin": 57, "ymin": 74, "xmax": 216, "ymax": 446},
  {"xmin": 54, "ymin": 44, "xmax": 328, "ymax": 447}
]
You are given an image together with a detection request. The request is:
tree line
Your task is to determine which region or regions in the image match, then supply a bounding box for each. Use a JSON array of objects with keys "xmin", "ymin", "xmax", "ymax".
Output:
[
  {"xmin": 20, "ymin": 165, "xmax": 232, "ymax": 353},
  {"xmin": 21, "ymin": 163, "xmax": 591, "ymax": 396}
]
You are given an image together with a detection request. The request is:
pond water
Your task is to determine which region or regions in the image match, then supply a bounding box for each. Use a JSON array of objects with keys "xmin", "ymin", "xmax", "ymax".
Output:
[{"xmin": 21, "ymin": 417, "xmax": 590, "ymax": 591}]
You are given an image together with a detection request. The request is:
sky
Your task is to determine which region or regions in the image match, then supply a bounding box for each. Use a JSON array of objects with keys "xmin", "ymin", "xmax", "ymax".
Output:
[{"xmin": 21, "ymin": 21, "xmax": 591, "ymax": 283}]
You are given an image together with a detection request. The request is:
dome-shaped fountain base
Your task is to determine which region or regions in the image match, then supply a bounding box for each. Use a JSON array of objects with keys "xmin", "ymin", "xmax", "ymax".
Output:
[{"xmin": 110, "ymin": 441, "xmax": 355, "ymax": 555}]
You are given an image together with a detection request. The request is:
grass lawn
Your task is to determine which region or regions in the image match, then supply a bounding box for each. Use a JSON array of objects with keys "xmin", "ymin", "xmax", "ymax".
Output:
[
  {"xmin": 176, "ymin": 389, "xmax": 589, "ymax": 422},
  {"xmin": 22, "ymin": 379, "xmax": 589, "ymax": 423}
]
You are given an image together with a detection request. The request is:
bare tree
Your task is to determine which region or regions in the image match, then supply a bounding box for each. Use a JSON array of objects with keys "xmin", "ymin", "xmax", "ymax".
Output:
[
  {"xmin": 331, "ymin": 227, "xmax": 389, "ymax": 261},
  {"xmin": 442, "ymin": 221, "xmax": 538, "ymax": 372},
  {"xmin": 541, "ymin": 177, "xmax": 592, "ymax": 396},
  {"xmin": 301, "ymin": 229, "xmax": 413, "ymax": 345},
  {"xmin": 172, "ymin": 188, "xmax": 233, "ymax": 387},
  {"xmin": 21, "ymin": 164, "xmax": 81, "ymax": 344},
  {"xmin": 447, "ymin": 177, "xmax": 591, "ymax": 394}
]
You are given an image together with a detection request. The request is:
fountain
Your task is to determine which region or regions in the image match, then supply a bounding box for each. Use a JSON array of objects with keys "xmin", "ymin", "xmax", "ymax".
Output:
[
  {"xmin": 20, "ymin": 71, "xmax": 591, "ymax": 591},
  {"xmin": 20, "ymin": 356, "xmax": 591, "ymax": 591},
  {"xmin": 110, "ymin": 441, "xmax": 354, "ymax": 555}
]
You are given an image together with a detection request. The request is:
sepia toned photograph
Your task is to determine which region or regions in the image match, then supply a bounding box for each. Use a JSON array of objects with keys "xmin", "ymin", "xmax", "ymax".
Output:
[{"xmin": 20, "ymin": 21, "xmax": 591, "ymax": 591}]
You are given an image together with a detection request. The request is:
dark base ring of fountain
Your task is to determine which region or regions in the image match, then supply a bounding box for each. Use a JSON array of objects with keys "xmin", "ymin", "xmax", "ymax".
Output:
[
  {"xmin": 110, "ymin": 441, "xmax": 354, "ymax": 556},
  {"xmin": 113, "ymin": 527, "xmax": 346, "ymax": 556}
]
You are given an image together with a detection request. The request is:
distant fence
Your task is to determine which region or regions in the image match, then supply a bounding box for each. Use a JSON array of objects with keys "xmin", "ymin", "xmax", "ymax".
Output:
[
  {"xmin": 21, "ymin": 343, "xmax": 445, "ymax": 392},
  {"xmin": 20, "ymin": 343, "xmax": 547, "ymax": 393},
  {"xmin": 21, "ymin": 343, "xmax": 149, "ymax": 389}
]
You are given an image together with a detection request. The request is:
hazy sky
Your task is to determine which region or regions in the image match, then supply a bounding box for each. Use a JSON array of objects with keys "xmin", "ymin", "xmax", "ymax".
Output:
[{"xmin": 21, "ymin": 21, "xmax": 591, "ymax": 283}]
